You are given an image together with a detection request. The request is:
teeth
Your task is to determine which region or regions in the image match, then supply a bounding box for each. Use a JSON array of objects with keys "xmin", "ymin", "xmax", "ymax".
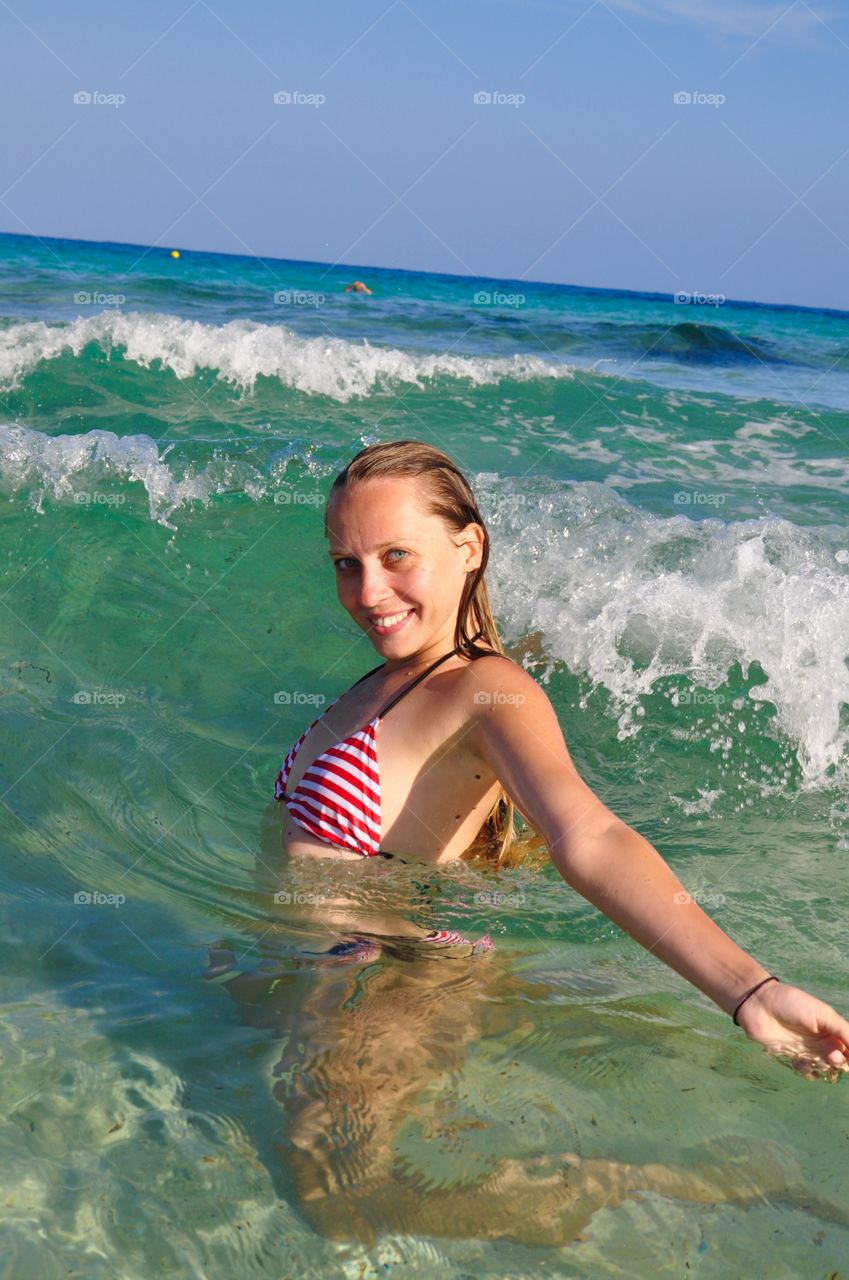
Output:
[{"xmin": 373, "ymin": 610, "xmax": 411, "ymax": 627}]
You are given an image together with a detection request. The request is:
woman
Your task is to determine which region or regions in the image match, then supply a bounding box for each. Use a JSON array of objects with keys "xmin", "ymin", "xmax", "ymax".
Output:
[{"xmin": 213, "ymin": 439, "xmax": 849, "ymax": 1246}]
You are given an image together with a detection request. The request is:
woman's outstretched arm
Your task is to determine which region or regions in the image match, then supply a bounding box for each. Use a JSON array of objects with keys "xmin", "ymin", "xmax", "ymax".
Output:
[{"xmin": 466, "ymin": 656, "xmax": 849, "ymax": 1079}]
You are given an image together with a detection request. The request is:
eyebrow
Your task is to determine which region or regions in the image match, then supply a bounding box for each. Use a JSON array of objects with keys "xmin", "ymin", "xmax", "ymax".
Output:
[{"xmin": 327, "ymin": 540, "xmax": 415, "ymax": 558}]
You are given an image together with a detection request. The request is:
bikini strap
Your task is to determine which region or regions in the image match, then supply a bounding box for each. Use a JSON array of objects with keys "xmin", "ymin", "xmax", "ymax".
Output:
[
  {"xmin": 331, "ymin": 649, "xmax": 453, "ymax": 714},
  {"xmin": 348, "ymin": 661, "xmax": 388, "ymax": 690},
  {"xmin": 345, "ymin": 629, "xmax": 489, "ymax": 701},
  {"xmin": 376, "ymin": 647, "xmax": 458, "ymax": 719},
  {"xmin": 345, "ymin": 626, "xmax": 484, "ymax": 713}
]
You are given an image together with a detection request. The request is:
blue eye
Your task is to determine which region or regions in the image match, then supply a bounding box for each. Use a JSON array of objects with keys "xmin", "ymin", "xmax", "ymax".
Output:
[{"xmin": 332, "ymin": 549, "xmax": 408, "ymax": 570}]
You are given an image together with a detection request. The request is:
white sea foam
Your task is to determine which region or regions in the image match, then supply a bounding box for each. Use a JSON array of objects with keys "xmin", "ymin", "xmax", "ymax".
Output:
[
  {"xmin": 479, "ymin": 476, "xmax": 849, "ymax": 786},
  {"xmin": 0, "ymin": 422, "xmax": 226, "ymax": 528},
  {"xmin": 0, "ymin": 311, "xmax": 578, "ymax": 399},
  {"xmin": 4, "ymin": 424, "xmax": 847, "ymax": 782}
]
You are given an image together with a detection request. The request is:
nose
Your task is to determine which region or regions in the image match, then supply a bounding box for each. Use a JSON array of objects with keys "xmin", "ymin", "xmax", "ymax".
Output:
[{"xmin": 355, "ymin": 560, "xmax": 395, "ymax": 610}]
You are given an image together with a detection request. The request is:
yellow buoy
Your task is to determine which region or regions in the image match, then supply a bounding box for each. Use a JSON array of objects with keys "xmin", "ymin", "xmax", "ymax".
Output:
[{"xmin": 169, "ymin": 250, "xmax": 180, "ymax": 259}]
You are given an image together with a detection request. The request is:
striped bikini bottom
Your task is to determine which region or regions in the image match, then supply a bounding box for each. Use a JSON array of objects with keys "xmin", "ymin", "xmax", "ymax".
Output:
[
  {"xmin": 323, "ymin": 928, "xmax": 495, "ymax": 963},
  {"xmin": 204, "ymin": 928, "xmax": 495, "ymax": 988}
]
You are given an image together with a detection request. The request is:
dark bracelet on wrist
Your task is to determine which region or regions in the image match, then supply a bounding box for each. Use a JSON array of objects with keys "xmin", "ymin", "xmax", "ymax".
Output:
[{"xmin": 732, "ymin": 975, "xmax": 779, "ymax": 1026}]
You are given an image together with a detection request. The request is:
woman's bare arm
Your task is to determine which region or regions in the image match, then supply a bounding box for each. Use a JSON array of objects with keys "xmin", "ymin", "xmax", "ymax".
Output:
[{"xmin": 465, "ymin": 656, "xmax": 849, "ymax": 1077}]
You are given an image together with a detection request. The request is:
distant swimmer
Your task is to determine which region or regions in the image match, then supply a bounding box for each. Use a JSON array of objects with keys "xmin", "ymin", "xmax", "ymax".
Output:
[{"xmin": 344, "ymin": 280, "xmax": 372, "ymax": 295}]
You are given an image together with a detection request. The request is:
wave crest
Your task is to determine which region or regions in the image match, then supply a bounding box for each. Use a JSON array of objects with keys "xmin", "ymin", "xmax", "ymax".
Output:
[
  {"xmin": 0, "ymin": 311, "xmax": 578, "ymax": 400},
  {"xmin": 480, "ymin": 477, "xmax": 849, "ymax": 787}
]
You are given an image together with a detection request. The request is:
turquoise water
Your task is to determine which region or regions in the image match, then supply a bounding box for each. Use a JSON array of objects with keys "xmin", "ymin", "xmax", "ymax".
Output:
[{"xmin": 2, "ymin": 230, "xmax": 849, "ymax": 1276}]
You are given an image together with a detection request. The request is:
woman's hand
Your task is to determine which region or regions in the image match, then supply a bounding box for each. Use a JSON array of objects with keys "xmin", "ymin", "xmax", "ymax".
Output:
[{"xmin": 737, "ymin": 980, "xmax": 849, "ymax": 1082}]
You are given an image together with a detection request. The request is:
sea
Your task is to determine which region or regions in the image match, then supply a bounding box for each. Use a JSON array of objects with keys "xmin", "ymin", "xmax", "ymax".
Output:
[{"xmin": 2, "ymin": 230, "xmax": 849, "ymax": 1278}]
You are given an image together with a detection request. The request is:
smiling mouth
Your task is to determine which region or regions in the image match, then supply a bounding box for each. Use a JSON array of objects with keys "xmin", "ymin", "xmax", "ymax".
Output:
[{"xmin": 369, "ymin": 608, "xmax": 414, "ymax": 632}]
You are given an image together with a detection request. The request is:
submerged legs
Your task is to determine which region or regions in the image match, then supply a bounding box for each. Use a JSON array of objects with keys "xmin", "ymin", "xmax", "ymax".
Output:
[{"xmin": 211, "ymin": 943, "xmax": 815, "ymax": 1248}]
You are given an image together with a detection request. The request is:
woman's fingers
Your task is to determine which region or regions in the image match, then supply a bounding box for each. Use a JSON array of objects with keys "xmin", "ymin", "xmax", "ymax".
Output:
[
  {"xmin": 818, "ymin": 1009, "xmax": 849, "ymax": 1051},
  {"xmin": 808, "ymin": 1010, "xmax": 849, "ymax": 1071},
  {"xmin": 744, "ymin": 986, "xmax": 849, "ymax": 1069}
]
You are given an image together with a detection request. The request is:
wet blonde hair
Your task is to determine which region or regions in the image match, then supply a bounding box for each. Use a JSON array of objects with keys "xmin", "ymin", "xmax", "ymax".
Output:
[{"xmin": 325, "ymin": 439, "xmax": 543, "ymax": 869}]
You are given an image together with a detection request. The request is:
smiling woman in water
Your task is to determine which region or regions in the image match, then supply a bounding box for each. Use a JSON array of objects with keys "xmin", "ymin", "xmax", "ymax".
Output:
[
  {"xmin": 211, "ymin": 438, "xmax": 849, "ymax": 1247},
  {"xmin": 272, "ymin": 438, "xmax": 849, "ymax": 1067}
]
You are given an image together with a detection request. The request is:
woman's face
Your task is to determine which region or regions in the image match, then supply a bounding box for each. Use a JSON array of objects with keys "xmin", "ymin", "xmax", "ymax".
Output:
[{"xmin": 326, "ymin": 476, "xmax": 485, "ymax": 664}]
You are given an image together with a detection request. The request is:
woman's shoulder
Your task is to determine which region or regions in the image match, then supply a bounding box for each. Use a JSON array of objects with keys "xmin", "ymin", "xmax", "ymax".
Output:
[
  {"xmin": 458, "ymin": 650, "xmax": 549, "ymax": 704},
  {"xmin": 456, "ymin": 650, "xmax": 569, "ymax": 774}
]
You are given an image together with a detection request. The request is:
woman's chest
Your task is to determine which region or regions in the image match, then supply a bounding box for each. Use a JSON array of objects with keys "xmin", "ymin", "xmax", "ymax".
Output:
[{"xmin": 282, "ymin": 687, "xmax": 499, "ymax": 859}]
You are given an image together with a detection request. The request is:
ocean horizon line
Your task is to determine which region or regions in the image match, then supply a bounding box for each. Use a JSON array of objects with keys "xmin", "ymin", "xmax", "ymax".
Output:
[{"xmin": 3, "ymin": 228, "xmax": 848, "ymax": 324}]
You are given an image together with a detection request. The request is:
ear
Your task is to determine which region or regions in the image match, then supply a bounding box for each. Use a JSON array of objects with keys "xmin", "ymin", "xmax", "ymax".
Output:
[{"xmin": 454, "ymin": 522, "xmax": 486, "ymax": 572}]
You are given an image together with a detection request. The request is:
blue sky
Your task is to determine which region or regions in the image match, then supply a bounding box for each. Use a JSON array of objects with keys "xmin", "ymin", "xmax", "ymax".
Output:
[{"xmin": 2, "ymin": 0, "xmax": 849, "ymax": 309}]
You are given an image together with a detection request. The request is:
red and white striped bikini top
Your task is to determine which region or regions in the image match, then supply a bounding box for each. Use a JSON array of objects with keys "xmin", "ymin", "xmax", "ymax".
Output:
[{"xmin": 274, "ymin": 647, "xmax": 459, "ymax": 857}]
